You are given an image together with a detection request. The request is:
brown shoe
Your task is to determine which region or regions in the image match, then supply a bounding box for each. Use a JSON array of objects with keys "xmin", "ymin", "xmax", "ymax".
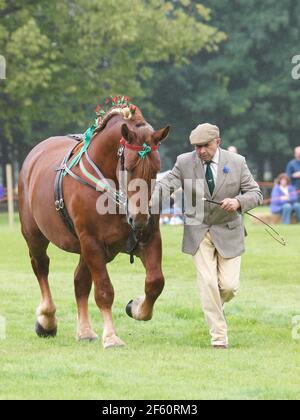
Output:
[{"xmin": 213, "ymin": 345, "xmax": 228, "ymax": 349}]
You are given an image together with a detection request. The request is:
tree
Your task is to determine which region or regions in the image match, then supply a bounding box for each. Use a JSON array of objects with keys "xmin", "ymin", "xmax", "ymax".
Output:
[
  {"xmin": 150, "ymin": 0, "xmax": 300, "ymax": 178},
  {"xmin": 0, "ymin": 0, "xmax": 225, "ymax": 185}
]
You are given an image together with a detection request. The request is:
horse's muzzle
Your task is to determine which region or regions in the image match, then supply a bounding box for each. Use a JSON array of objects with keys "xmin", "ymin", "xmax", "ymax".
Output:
[{"xmin": 127, "ymin": 214, "xmax": 150, "ymax": 231}]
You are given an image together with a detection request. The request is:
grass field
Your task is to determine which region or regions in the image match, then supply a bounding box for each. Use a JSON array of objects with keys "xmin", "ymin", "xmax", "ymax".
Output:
[{"xmin": 0, "ymin": 213, "xmax": 299, "ymax": 400}]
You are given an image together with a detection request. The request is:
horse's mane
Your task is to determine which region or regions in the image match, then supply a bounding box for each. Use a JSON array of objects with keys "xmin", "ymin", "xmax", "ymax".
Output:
[{"xmin": 93, "ymin": 96, "xmax": 145, "ymax": 135}]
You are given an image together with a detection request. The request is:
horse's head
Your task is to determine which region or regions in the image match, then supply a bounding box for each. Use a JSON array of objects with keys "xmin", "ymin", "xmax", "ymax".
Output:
[{"xmin": 119, "ymin": 120, "xmax": 170, "ymax": 231}]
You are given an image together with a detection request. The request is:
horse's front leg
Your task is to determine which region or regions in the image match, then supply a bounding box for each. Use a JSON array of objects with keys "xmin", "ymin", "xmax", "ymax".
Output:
[
  {"xmin": 74, "ymin": 256, "xmax": 98, "ymax": 341},
  {"xmin": 81, "ymin": 239, "xmax": 125, "ymax": 349},
  {"xmin": 126, "ymin": 231, "xmax": 164, "ymax": 321}
]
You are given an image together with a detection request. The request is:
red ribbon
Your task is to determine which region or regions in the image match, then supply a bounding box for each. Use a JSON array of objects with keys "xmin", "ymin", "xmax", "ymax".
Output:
[{"xmin": 120, "ymin": 137, "xmax": 159, "ymax": 152}]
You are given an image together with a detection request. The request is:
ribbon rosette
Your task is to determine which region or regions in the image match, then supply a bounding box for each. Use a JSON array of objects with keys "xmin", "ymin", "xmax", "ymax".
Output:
[{"xmin": 138, "ymin": 143, "xmax": 152, "ymax": 159}]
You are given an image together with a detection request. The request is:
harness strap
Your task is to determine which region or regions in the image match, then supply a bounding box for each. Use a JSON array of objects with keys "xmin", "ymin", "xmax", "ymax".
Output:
[
  {"xmin": 54, "ymin": 148, "xmax": 78, "ymax": 237},
  {"xmin": 85, "ymin": 149, "xmax": 107, "ymax": 180},
  {"xmin": 64, "ymin": 155, "xmax": 127, "ymax": 208},
  {"xmin": 64, "ymin": 163, "xmax": 97, "ymax": 190}
]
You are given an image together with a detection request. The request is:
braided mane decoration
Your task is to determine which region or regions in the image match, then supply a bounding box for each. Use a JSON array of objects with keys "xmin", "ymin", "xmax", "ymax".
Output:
[
  {"xmin": 94, "ymin": 96, "xmax": 138, "ymax": 133},
  {"xmin": 66, "ymin": 96, "xmax": 139, "ymax": 171}
]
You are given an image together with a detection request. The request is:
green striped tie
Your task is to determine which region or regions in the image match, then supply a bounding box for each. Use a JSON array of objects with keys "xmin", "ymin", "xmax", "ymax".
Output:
[{"xmin": 205, "ymin": 161, "xmax": 215, "ymax": 196}]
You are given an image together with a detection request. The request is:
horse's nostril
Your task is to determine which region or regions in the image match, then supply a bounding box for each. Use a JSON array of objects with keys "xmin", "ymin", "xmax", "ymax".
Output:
[{"xmin": 127, "ymin": 215, "xmax": 149, "ymax": 230}]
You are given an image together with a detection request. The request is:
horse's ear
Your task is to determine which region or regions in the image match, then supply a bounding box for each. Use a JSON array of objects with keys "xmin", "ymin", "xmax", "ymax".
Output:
[
  {"xmin": 121, "ymin": 123, "xmax": 136, "ymax": 144},
  {"xmin": 153, "ymin": 125, "xmax": 171, "ymax": 145}
]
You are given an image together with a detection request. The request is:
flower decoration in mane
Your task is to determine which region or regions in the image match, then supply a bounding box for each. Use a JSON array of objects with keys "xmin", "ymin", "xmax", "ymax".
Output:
[{"xmin": 94, "ymin": 96, "xmax": 137, "ymax": 132}]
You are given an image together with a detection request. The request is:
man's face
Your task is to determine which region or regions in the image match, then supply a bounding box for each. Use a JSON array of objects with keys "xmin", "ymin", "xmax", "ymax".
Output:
[
  {"xmin": 195, "ymin": 138, "xmax": 221, "ymax": 162},
  {"xmin": 294, "ymin": 147, "xmax": 300, "ymax": 160}
]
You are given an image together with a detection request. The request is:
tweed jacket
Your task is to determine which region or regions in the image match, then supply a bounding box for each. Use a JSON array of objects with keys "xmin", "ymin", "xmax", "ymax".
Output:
[{"xmin": 157, "ymin": 148, "xmax": 263, "ymax": 258}]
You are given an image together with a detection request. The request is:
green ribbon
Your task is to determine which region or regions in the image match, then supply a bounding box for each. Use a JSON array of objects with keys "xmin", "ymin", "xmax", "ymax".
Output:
[
  {"xmin": 64, "ymin": 122, "xmax": 97, "ymax": 175},
  {"xmin": 138, "ymin": 143, "xmax": 152, "ymax": 159}
]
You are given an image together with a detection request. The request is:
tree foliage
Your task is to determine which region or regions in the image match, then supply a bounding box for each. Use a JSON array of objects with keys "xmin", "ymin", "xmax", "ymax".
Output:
[
  {"xmin": 0, "ymin": 0, "xmax": 224, "ymax": 183},
  {"xmin": 150, "ymin": 0, "xmax": 300, "ymax": 177}
]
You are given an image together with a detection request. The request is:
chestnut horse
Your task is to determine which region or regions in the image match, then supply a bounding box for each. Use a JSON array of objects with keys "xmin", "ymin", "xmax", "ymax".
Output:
[{"xmin": 18, "ymin": 104, "xmax": 170, "ymax": 348}]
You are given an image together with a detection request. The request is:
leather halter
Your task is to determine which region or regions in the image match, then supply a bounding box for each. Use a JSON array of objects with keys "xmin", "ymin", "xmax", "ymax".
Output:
[
  {"xmin": 117, "ymin": 137, "xmax": 160, "ymax": 177},
  {"xmin": 119, "ymin": 137, "xmax": 159, "ymax": 153}
]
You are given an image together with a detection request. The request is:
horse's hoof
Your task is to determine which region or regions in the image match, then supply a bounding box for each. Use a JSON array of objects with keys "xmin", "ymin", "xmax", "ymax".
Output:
[
  {"xmin": 35, "ymin": 321, "xmax": 57, "ymax": 338},
  {"xmin": 126, "ymin": 300, "xmax": 133, "ymax": 318},
  {"xmin": 76, "ymin": 331, "xmax": 98, "ymax": 342},
  {"xmin": 103, "ymin": 335, "xmax": 126, "ymax": 349},
  {"xmin": 78, "ymin": 336, "xmax": 98, "ymax": 343}
]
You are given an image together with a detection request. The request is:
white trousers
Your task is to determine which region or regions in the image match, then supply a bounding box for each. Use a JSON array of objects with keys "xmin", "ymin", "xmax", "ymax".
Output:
[{"xmin": 192, "ymin": 232, "xmax": 241, "ymax": 346}]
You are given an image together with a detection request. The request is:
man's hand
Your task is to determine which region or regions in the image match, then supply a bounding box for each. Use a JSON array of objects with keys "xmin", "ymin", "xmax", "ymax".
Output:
[{"xmin": 221, "ymin": 198, "xmax": 241, "ymax": 212}]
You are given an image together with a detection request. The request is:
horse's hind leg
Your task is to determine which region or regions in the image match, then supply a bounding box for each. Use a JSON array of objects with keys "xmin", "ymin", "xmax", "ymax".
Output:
[
  {"xmin": 74, "ymin": 257, "xmax": 98, "ymax": 341},
  {"xmin": 22, "ymin": 224, "xmax": 57, "ymax": 337}
]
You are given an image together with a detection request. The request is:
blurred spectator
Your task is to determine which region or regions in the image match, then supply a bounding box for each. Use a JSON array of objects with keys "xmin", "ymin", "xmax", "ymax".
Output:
[
  {"xmin": 270, "ymin": 173, "xmax": 300, "ymax": 224},
  {"xmin": 286, "ymin": 147, "xmax": 300, "ymax": 198},
  {"xmin": 0, "ymin": 184, "xmax": 5, "ymax": 200},
  {"xmin": 227, "ymin": 146, "xmax": 238, "ymax": 154},
  {"xmin": 160, "ymin": 194, "xmax": 183, "ymax": 225}
]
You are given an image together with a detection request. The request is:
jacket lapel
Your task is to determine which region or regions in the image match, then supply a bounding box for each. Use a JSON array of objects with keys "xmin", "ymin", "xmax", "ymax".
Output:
[{"xmin": 212, "ymin": 149, "xmax": 229, "ymax": 198}]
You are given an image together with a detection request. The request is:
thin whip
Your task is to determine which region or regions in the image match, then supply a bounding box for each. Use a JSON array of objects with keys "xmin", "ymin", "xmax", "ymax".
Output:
[{"xmin": 202, "ymin": 198, "xmax": 287, "ymax": 246}]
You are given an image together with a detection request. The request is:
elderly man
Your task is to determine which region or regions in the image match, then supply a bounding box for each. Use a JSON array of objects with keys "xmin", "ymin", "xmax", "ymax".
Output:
[
  {"xmin": 158, "ymin": 123, "xmax": 263, "ymax": 349},
  {"xmin": 286, "ymin": 147, "xmax": 300, "ymax": 198}
]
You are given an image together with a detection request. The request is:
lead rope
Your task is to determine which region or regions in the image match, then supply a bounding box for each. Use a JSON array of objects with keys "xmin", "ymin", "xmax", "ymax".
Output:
[
  {"xmin": 202, "ymin": 198, "xmax": 286, "ymax": 246},
  {"xmin": 118, "ymin": 146, "xmax": 135, "ymax": 264}
]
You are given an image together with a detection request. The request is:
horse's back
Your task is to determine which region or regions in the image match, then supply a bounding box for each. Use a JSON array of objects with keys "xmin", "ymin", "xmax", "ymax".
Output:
[
  {"xmin": 19, "ymin": 136, "xmax": 80, "ymax": 252},
  {"xmin": 21, "ymin": 136, "xmax": 75, "ymax": 172}
]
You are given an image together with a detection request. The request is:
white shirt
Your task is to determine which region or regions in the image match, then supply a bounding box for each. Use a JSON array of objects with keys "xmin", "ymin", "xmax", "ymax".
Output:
[
  {"xmin": 203, "ymin": 148, "xmax": 220, "ymax": 183},
  {"xmin": 279, "ymin": 186, "xmax": 289, "ymax": 197}
]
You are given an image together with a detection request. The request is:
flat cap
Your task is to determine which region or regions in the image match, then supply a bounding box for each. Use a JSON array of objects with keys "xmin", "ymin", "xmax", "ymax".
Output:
[{"xmin": 189, "ymin": 123, "xmax": 220, "ymax": 146}]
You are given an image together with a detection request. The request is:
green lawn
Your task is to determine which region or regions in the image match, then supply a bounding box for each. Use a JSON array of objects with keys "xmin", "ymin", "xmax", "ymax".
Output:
[{"xmin": 0, "ymin": 213, "xmax": 299, "ymax": 400}]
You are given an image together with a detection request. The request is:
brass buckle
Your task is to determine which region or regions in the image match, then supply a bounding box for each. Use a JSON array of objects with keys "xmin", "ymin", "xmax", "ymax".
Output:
[
  {"xmin": 117, "ymin": 146, "xmax": 125, "ymax": 157},
  {"xmin": 55, "ymin": 199, "xmax": 64, "ymax": 211}
]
